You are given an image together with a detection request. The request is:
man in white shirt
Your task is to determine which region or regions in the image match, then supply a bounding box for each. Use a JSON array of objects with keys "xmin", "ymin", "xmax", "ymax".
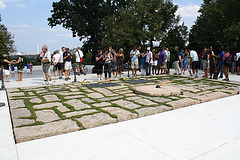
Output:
[
  {"xmin": 59, "ymin": 47, "xmax": 65, "ymax": 78},
  {"xmin": 41, "ymin": 45, "xmax": 54, "ymax": 85},
  {"xmin": 52, "ymin": 50, "xmax": 61, "ymax": 79},
  {"xmin": 145, "ymin": 47, "xmax": 153, "ymax": 76},
  {"xmin": 75, "ymin": 47, "xmax": 84, "ymax": 75},
  {"xmin": 189, "ymin": 49, "xmax": 199, "ymax": 77}
]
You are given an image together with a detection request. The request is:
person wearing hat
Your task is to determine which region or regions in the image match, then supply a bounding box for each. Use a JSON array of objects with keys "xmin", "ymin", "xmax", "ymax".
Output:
[
  {"xmin": 41, "ymin": 45, "xmax": 54, "ymax": 85},
  {"xmin": 2, "ymin": 54, "xmax": 11, "ymax": 82}
]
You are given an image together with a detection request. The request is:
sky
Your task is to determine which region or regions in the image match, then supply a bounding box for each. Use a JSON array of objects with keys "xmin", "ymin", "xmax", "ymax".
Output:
[{"xmin": 0, "ymin": 0, "xmax": 203, "ymax": 53}]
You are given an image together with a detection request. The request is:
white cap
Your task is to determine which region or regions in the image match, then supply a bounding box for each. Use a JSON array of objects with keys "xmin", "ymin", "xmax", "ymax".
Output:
[
  {"xmin": 147, "ymin": 47, "xmax": 151, "ymax": 51},
  {"xmin": 17, "ymin": 52, "xmax": 21, "ymax": 56}
]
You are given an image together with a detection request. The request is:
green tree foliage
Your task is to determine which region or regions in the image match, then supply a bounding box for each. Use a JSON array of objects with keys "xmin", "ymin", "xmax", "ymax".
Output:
[
  {"xmin": 102, "ymin": 0, "xmax": 179, "ymax": 51},
  {"xmin": 189, "ymin": 0, "xmax": 240, "ymax": 53},
  {"xmin": 48, "ymin": 0, "xmax": 130, "ymax": 55},
  {"xmin": 84, "ymin": 52, "xmax": 93, "ymax": 65},
  {"xmin": 160, "ymin": 22, "xmax": 188, "ymax": 50},
  {"xmin": 0, "ymin": 17, "xmax": 15, "ymax": 56}
]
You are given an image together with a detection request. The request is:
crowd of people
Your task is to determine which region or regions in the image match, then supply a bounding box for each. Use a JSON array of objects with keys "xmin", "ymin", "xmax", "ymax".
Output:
[
  {"xmin": 2, "ymin": 44, "xmax": 240, "ymax": 84},
  {"xmin": 95, "ymin": 45, "xmax": 240, "ymax": 81}
]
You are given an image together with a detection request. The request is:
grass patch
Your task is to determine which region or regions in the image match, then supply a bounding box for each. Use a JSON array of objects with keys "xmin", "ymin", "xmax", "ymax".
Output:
[{"xmin": 16, "ymin": 121, "xmax": 44, "ymax": 128}]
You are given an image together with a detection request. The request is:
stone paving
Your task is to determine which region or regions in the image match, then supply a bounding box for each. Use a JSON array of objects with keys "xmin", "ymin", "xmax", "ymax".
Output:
[{"xmin": 7, "ymin": 75, "xmax": 240, "ymax": 143}]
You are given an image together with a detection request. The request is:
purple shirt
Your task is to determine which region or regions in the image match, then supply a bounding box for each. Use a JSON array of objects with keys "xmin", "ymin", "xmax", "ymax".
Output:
[{"xmin": 158, "ymin": 51, "xmax": 166, "ymax": 65}]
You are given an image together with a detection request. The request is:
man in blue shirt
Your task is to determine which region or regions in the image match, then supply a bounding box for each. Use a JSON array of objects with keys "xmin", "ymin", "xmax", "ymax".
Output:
[
  {"xmin": 63, "ymin": 47, "xmax": 72, "ymax": 80},
  {"xmin": 216, "ymin": 47, "xmax": 225, "ymax": 79},
  {"xmin": 130, "ymin": 45, "xmax": 140, "ymax": 77}
]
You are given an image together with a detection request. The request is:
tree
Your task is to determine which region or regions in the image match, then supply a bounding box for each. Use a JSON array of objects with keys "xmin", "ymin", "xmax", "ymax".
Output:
[
  {"xmin": 160, "ymin": 22, "xmax": 188, "ymax": 50},
  {"xmin": 189, "ymin": 0, "xmax": 240, "ymax": 53},
  {"xmin": 48, "ymin": 0, "xmax": 130, "ymax": 58},
  {"xmin": 102, "ymin": 0, "xmax": 179, "ymax": 51},
  {"xmin": 0, "ymin": 16, "xmax": 15, "ymax": 56}
]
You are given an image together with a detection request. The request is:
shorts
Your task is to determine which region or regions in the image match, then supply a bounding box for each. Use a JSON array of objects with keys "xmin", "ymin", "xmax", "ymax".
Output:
[
  {"xmin": 42, "ymin": 62, "xmax": 51, "ymax": 74},
  {"xmin": 153, "ymin": 61, "xmax": 158, "ymax": 66},
  {"xmin": 131, "ymin": 61, "xmax": 139, "ymax": 69},
  {"xmin": 11, "ymin": 71, "xmax": 15, "ymax": 74},
  {"xmin": 3, "ymin": 69, "xmax": 10, "ymax": 76},
  {"xmin": 56, "ymin": 63, "xmax": 62, "ymax": 70},
  {"xmin": 112, "ymin": 60, "xmax": 117, "ymax": 72},
  {"xmin": 187, "ymin": 65, "xmax": 191, "ymax": 71},
  {"xmin": 65, "ymin": 61, "xmax": 72, "ymax": 70},
  {"xmin": 237, "ymin": 60, "xmax": 240, "ymax": 67},
  {"xmin": 223, "ymin": 65, "xmax": 229, "ymax": 73},
  {"xmin": 27, "ymin": 69, "xmax": 30, "ymax": 73},
  {"xmin": 192, "ymin": 61, "xmax": 198, "ymax": 70},
  {"xmin": 76, "ymin": 62, "xmax": 83, "ymax": 68},
  {"xmin": 232, "ymin": 62, "xmax": 236, "ymax": 68},
  {"xmin": 202, "ymin": 60, "xmax": 210, "ymax": 69},
  {"xmin": 163, "ymin": 63, "xmax": 167, "ymax": 68}
]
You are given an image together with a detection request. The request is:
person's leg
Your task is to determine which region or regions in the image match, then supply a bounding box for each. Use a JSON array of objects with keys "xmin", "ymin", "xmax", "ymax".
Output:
[
  {"xmin": 104, "ymin": 64, "xmax": 108, "ymax": 79},
  {"xmin": 17, "ymin": 72, "xmax": 20, "ymax": 81},
  {"xmin": 108, "ymin": 63, "xmax": 112, "ymax": 79},
  {"xmin": 145, "ymin": 63, "xmax": 148, "ymax": 76}
]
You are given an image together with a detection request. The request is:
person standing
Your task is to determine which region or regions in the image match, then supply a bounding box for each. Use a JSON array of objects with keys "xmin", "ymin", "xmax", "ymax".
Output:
[
  {"xmin": 30, "ymin": 62, "xmax": 33, "ymax": 74},
  {"xmin": 75, "ymin": 47, "xmax": 84, "ymax": 75},
  {"xmin": 231, "ymin": 53, "xmax": 236, "ymax": 74},
  {"xmin": 116, "ymin": 48, "xmax": 124, "ymax": 78},
  {"xmin": 52, "ymin": 50, "xmax": 62, "ymax": 79},
  {"xmin": 165, "ymin": 47, "xmax": 171, "ymax": 74},
  {"xmin": 10, "ymin": 64, "xmax": 15, "ymax": 77},
  {"xmin": 2, "ymin": 54, "xmax": 11, "ymax": 82},
  {"xmin": 26, "ymin": 63, "xmax": 31, "ymax": 75},
  {"xmin": 152, "ymin": 49, "xmax": 158, "ymax": 75},
  {"xmin": 59, "ymin": 47, "xmax": 65, "ymax": 78},
  {"xmin": 236, "ymin": 52, "xmax": 240, "ymax": 75},
  {"xmin": 63, "ymin": 47, "xmax": 72, "ymax": 81},
  {"xmin": 145, "ymin": 47, "xmax": 152, "ymax": 76},
  {"xmin": 41, "ymin": 45, "xmax": 54, "ymax": 85},
  {"xmin": 173, "ymin": 46, "xmax": 182, "ymax": 75},
  {"xmin": 202, "ymin": 47, "xmax": 211, "ymax": 78},
  {"xmin": 140, "ymin": 50, "xmax": 147, "ymax": 76},
  {"xmin": 14, "ymin": 52, "xmax": 24, "ymax": 81},
  {"xmin": 104, "ymin": 48, "xmax": 113, "ymax": 80},
  {"xmin": 95, "ymin": 50, "xmax": 104, "ymax": 80},
  {"xmin": 109, "ymin": 46, "xmax": 117, "ymax": 78},
  {"xmin": 188, "ymin": 49, "xmax": 199, "ymax": 77},
  {"xmin": 222, "ymin": 49, "xmax": 231, "ymax": 81},
  {"xmin": 157, "ymin": 47, "xmax": 166, "ymax": 75},
  {"xmin": 130, "ymin": 45, "xmax": 140, "ymax": 77},
  {"xmin": 216, "ymin": 47, "xmax": 225, "ymax": 79},
  {"xmin": 209, "ymin": 46, "xmax": 217, "ymax": 79}
]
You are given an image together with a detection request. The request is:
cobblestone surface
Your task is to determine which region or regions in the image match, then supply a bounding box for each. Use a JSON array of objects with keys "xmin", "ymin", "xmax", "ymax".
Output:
[{"xmin": 7, "ymin": 75, "xmax": 239, "ymax": 143}]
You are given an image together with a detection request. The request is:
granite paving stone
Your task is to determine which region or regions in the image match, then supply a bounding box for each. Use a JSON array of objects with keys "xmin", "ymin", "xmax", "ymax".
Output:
[
  {"xmin": 102, "ymin": 107, "xmax": 138, "ymax": 121},
  {"xmin": 11, "ymin": 108, "xmax": 31, "ymax": 119},
  {"xmin": 57, "ymin": 105, "xmax": 70, "ymax": 112},
  {"xmin": 36, "ymin": 110, "xmax": 60, "ymax": 123},
  {"xmin": 43, "ymin": 95, "xmax": 60, "ymax": 102},
  {"xmin": 9, "ymin": 99, "xmax": 25, "ymax": 109},
  {"xmin": 112, "ymin": 99, "xmax": 141, "ymax": 109},
  {"xmin": 136, "ymin": 106, "xmax": 172, "ymax": 117},
  {"xmin": 134, "ymin": 98, "xmax": 158, "ymax": 106},
  {"xmin": 65, "ymin": 99, "xmax": 91, "ymax": 110},
  {"xmin": 64, "ymin": 95, "xmax": 85, "ymax": 99},
  {"xmin": 92, "ymin": 102, "xmax": 112, "ymax": 107},
  {"xmin": 197, "ymin": 92, "xmax": 230, "ymax": 102},
  {"xmin": 87, "ymin": 93, "xmax": 104, "ymax": 99},
  {"xmin": 12, "ymin": 118, "xmax": 35, "ymax": 127},
  {"xmin": 81, "ymin": 98, "xmax": 95, "ymax": 103},
  {"xmin": 76, "ymin": 113, "xmax": 117, "ymax": 129},
  {"xmin": 14, "ymin": 119, "xmax": 80, "ymax": 143},
  {"xmin": 93, "ymin": 88, "xmax": 116, "ymax": 97},
  {"xmin": 8, "ymin": 92, "xmax": 25, "ymax": 97},
  {"xmin": 100, "ymin": 96, "xmax": 124, "ymax": 101},
  {"xmin": 167, "ymin": 98, "xmax": 200, "ymax": 109},
  {"xmin": 33, "ymin": 102, "xmax": 63, "ymax": 109},
  {"xmin": 30, "ymin": 98, "xmax": 42, "ymax": 103},
  {"xmin": 64, "ymin": 109, "xmax": 98, "ymax": 118}
]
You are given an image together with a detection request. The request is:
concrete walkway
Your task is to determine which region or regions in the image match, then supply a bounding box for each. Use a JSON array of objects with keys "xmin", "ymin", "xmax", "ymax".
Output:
[{"xmin": 0, "ymin": 67, "xmax": 239, "ymax": 160}]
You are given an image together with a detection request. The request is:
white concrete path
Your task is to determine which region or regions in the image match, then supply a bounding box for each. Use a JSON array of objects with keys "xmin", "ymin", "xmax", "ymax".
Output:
[{"xmin": 15, "ymin": 94, "xmax": 240, "ymax": 160}]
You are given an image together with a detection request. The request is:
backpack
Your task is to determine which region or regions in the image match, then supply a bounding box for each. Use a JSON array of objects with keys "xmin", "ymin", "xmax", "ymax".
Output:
[
  {"xmin": 224, "ymin": 56, "xmax": 231, "ymax": 67},
  {"xmin": 17, "ymin": 58, "xmax": 24, "ymax": 69}
]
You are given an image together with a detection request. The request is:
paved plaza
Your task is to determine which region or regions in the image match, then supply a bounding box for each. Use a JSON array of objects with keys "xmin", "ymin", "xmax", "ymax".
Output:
[{"xmin": 0, "ymin": 66, "xmax": 240, "ymax": 160}]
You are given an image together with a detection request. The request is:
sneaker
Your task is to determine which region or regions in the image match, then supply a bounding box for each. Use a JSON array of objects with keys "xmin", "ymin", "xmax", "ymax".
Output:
[
  {"xmin": 51, "ymin": 80, "xmax": 55, "ymax": 84},
  {"xmin": 59, "ymin": 76, "xmax": 62, "ymax": 79},
  {"xmin": 178, "ymin": 73, "xmax": 182, "ymax": 75},
  {"xmin": 223, "ymin": 78, "xmax": 229, "ymax": 81},
  {"xmin": 173, "ymin": 73, "xmax": 177, "ymax": 75},
  {"xmin": 65, "ymin": 77, "xmax": 69, "ymax": 81},
  {"xmin": 45, "ymin": 82, "xmax": 49, "ymax": 85}
]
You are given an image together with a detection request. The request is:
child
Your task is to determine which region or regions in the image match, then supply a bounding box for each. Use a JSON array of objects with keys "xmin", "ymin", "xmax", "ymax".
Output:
[
  {"xmin": 11, "ymin": 65, "xmax": 15, "ymax": 77},
  {"xmin": 26, "ymin": 63, "xmax": 31, "ymax": 74},
  {"xmin": 83, "ymin": 62, "xmax": 88, "ymax": 75},
  {"xmin": 182, "ymin": 56, "xmax": 188, "ymax": 74},
  {"xmin": 30, "ymin": 62, "xmax": 33, "ymax": 74}
]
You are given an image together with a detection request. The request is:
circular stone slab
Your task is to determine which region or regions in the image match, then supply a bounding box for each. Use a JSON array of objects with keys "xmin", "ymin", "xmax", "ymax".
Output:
[{"xmin": 135, "ymin": 85, "xmax": 181, "ymax": 96}]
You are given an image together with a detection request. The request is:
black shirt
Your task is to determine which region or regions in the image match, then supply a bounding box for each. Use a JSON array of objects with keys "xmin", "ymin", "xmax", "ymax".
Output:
[
  {"xmin": 3, "ymin": 59, "xmax": 9, "ymax": 70},
  {"xmin": 174, "ymin": 50, "xmax": 180, "ymax": 61},
  {"xmin": 63, "ymin": 51, "xmax": 72, "ymax": 62}
]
